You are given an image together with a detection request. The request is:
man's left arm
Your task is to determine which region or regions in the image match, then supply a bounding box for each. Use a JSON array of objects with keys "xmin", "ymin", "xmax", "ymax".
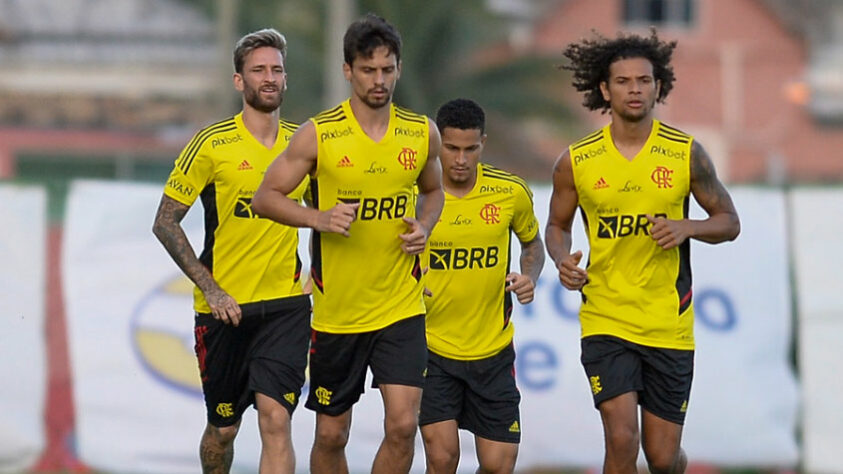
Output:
[
  {"xmin": 648, "ymin": 140, "xmax": 741, "ymax": 249},
  {"xmin": 400, "ymin": 118, "xmax": 444, "ymax": 255},
  {"xmin": 506, "ymin": 185, "xmax": 545, "ymax": 304},
  {"xmin": 507, "ymin": 235, "xmax": 545, "ymax": 304}
]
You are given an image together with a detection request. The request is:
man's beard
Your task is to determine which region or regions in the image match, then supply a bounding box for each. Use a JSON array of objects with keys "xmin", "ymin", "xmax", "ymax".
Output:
[{"xmin": 244, "ymin": 85, "xmax": 283, "ymax": 113}]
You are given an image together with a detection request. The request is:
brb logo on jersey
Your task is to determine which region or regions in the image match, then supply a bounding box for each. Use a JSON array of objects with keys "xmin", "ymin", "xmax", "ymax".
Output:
[
  {"xmin": 340, "ymin": 194, "xmax": 410, "ymax": 221},
  {"xmin": 429, "ymin": 246, "xmax": 499, "ymax": 270},
  {"xmin": 479, "ymin": 203, "xmax": 501, "ymax": 224},
  {"xmin": 597, "ymin": 213, "xmax": 666, "ymax": 239},
  {"xmin": 651, "ymin": 166, "xmax": 674, "ymax": 189},
  {"xmin": 234, "ymin": 197, "xmax": 259, "ymax": 218},
  {"xmin": 397, "ymin": 147, "xmax": 417, "ymax": 170}
]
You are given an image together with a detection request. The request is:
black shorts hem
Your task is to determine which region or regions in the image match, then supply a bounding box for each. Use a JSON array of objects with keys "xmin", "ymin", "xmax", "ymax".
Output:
[
  {"xmin": 256, "ymin": 390, "xmax": 297, "ymax": 417},
  {"xmin": 462, "ymin": 423, "xmax": 521, "ymax": 444},
  {"xmin": 372, "ymin": 378, "xmax": 425, "ymax": 389},
  {"xmin": 207, "ymin": 415, "xmax": 241, "ymax": 428},
  {"xmin": 305, "ymin": 400, "xmax": 354, "ymax": 417},
  {"xmin": 419, "ymin": 415, "xmax": 455, "ymax": 427},
  {"xmin": 594, "ymin": 388, "xmax": 638, "ymax": 409},
  {"xmin": 641, "ymin": 405, "xmax": 686, "ymax": 425}
]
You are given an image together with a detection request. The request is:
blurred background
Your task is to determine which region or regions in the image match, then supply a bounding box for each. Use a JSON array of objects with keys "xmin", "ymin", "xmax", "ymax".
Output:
[{"xmin": 1, "ymin": 0, "xmax": 842, "ymax": 472}]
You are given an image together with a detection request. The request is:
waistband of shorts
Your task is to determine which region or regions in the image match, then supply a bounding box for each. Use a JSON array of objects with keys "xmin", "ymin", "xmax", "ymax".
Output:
[{"xmin": 196, "ymin": 294, "xmax": 311, "ymax": 319}]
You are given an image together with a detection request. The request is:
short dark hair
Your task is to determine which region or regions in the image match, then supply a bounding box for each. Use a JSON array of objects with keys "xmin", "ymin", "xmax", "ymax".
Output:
[
  {"xmin": 343, "ymin": 13, "xmax": 402, "ymax": 66},
  {"xmin": 233, "ymin": 28, "xmax": 287, "ymax": 74},
  {"xmin": 436, "ymin": 98, "xmax": 486, "ymax": 135},
  {"xmin": 561, "ymin": 28, "xmax": 677, "ymax": 112}
]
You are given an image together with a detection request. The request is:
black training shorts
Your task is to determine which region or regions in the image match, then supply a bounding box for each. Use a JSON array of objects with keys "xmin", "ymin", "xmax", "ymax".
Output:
[
  {"xmin": 194, "ymin": 295, "xmax": 311, "ymax": 427},
  {"xmin": 581, "ymin": 335, "xmax": 694, "ymax": 425},
  {"xmin": 305, "ymin": 314, "xmax": 427, "ymax": 415},
  {"xmin": 420, "ymin": 344, "xmax": 521, "ymax": 443}
]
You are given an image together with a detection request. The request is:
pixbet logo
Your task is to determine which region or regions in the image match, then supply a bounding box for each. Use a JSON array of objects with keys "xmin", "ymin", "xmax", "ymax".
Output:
[
  {"xmin": 573, "ymin": 144, "xmax": 607, "ymax": 165},
  {"xmin": 320, "ymin": 126, "xmax": 353, "ymax": 142},
  {"xmin": 395, "ymin": 127, "xmax": 425, "ymax": 137},
  {"xmin": 212, "ymin": 134, "xmax": 243, "ymax": 148},
  {"xmin": 650, "ymin": 145, "xmax": 687, "ymax": 160}
]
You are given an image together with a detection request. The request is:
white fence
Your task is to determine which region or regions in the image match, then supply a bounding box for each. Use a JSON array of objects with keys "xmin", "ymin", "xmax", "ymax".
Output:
[{"xmin": 4, "ymin": 181, "xmax": 842, "ymax": 472}]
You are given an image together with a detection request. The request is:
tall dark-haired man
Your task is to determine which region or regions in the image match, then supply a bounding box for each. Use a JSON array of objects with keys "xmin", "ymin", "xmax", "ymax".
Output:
[
  {"xmin": 545, "ymin": 30, "xmax": 740, "ymax": 473},
  {"xmin": 419, "ymin": 98, "xmax": 544, "ymax": 474},
  {"xmin": 152, "ymin": 28, "xmax": 310, "ymax": 474},
  {"xmin": 252, "ymin": 13, "xmax": 444, "ymax": 474}
]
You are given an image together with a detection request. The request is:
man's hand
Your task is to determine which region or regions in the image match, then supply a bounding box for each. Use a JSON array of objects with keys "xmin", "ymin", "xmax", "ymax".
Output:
[
  {"xmin": 399, "ymin": 217, "xmax": 429, "ymax": 255},
  {"xmin": 505, "ymin": 273, "xmax": 535, "ymax": 304},
  {"xmin": 647, "ymin": 214, "xmax": 690, "ymax": 250},
  {"xmin": 556, "ymin": 250, "xmax": 588, "ymax": 290},
  {"xmin": 315, "ymin": 202, "xmax": 359, "ymax": 236},
  {"xmin": 204, "ymin": 286, "xmax": 242, "ymax": 326}
]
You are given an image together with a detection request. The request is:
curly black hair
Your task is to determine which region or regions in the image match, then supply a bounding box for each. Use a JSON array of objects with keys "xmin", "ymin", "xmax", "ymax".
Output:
[
  {"xmin": 561, "ymin": 28, "xmax": 677, "ymax": 113},
  {"xmin": 435, "ymin": 98, "xmax": 486, "ymax": 134}
]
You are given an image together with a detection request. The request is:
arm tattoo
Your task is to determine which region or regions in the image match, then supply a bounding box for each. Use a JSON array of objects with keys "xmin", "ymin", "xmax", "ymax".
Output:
[
  {"xmin": 690, "ymin": 141, "xmax": 735, "ymax": 215},
  {"xmin": 152, "ymin": 196, "xmax": 217, "ymax": 293},
  {"xmin": 520, "ymin": 235, "xmax": 546, "ymax": 283}
]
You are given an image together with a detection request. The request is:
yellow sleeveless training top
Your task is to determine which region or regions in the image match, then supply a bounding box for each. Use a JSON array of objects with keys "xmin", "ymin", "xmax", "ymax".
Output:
[
  {"xmin": 571, "ymin": 119, "xmax": 694, "ymax": 350},
  {"xmin": 309, "ymin": 100, "xmax": 429, "ymax": 333},
  {"xmin": 163, "ymin": 112, "xmax": 308, "ymax": 313}
]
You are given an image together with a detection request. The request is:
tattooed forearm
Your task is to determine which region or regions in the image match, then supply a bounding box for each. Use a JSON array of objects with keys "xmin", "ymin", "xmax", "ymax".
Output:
[
  {"xmin": 152, "ymin": 195, "xmax": 218, "ymax": 294},
  {"xmin": 520, "ymin": 235, "xmax": 546, "ymax": 284}
]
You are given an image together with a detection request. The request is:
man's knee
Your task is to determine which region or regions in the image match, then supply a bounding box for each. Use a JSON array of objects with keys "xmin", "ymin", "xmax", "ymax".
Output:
[
  {"xmin": 384, "ymin": 412, "xmax": 419, "ymax": 442},
  {"xmin": 257, "ymin": 401, "xmax": 291, "ymax": 437},
  {"xmin": 644, "ymin": 446, "xmax": 685, "ymax": 474},
  {"xmin": 605, "ymin": 424, "xmax": 639, "ymax": 453},
  {"xmin": 477, "ymin": 455, "xmax": 516, "ymax": 474},
  {"xmin": 203, "ymin": 423, "xmax": 239, "ymax": 448},
  {"xmin": 314, "ymin": 422, "xmax": 350, "ymax": 450},
  {"xmin": 425, "ymin": 442, "xmax": 459, "ymax": 473}
]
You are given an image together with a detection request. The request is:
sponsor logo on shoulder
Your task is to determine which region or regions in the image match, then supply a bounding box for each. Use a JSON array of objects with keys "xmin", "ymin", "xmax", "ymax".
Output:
[
  {"xmin": 573, "ymin": 144, "xmax": 607, "ymax": 165},
  {"xmin": 320, "ymin": 126, "xmax": 353, "ymax": 142},
  {"xmin": 650, "ymin": 145, "xmax": 687, "ymax": 160},
  {"xmin": 212, "ymin": 134, "xmax": 243, "ymax": 148},
  {"xmin": 395, "ymin": 126, "xmax": 425, "ymax": 137},
  {"xmin": 479, "ymin": 184, "xmax": 513, "ymax": 194}
]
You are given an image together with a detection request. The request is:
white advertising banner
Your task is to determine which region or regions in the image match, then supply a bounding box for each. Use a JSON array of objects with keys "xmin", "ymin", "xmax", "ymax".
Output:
[
  {"xmin": 791, "ymin": 188, "xmax": 843, "ymax": 474},
  {"xmin": 65, "ymin": 181, "xmax": 798, "ymax": 472},
  {"xmin": 0, "ymin": 185, "xmax": 47, "ymax": 472}
]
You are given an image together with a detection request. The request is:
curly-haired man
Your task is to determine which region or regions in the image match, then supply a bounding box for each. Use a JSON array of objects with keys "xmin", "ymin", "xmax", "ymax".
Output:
[{"xmin": 545, "ymin": 30, "xmax": 740, "ymax": 473}]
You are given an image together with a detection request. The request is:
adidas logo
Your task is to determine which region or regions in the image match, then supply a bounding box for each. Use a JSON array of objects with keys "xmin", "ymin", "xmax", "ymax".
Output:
[
  {"xmin": 593, "ymin": 177, "xmax": 609, "ymax": 189},
  {"xmin": 237, "ymin": 159, "xmax": 253, "ymax": 171},
  {"xmin": 508, "ymin": 421, "xmax": 520, "ymax": 433},
  {"xmin": 283, "ymin": 392, "xmax": 296, "ymax": 405},
  {"xmin": 680, "ymin": 400, "xmax": 688, "ymax": 413},
  {"xmin": 337, "ymin": 156, "xmax": 354, "ymax": 168}
]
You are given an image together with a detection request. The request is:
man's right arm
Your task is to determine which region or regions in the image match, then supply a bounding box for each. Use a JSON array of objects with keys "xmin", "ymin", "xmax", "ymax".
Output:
[
  {"xmin": 545, "ymin": 150, "xmax": 588, "ymax": 291},
  {"xmin": 253, "ymin": 121, "xmax": 358, "ymax": 236},
  {"xmin": 152, "ymin": 195, "xmax": 242, "ymax": 325}
]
